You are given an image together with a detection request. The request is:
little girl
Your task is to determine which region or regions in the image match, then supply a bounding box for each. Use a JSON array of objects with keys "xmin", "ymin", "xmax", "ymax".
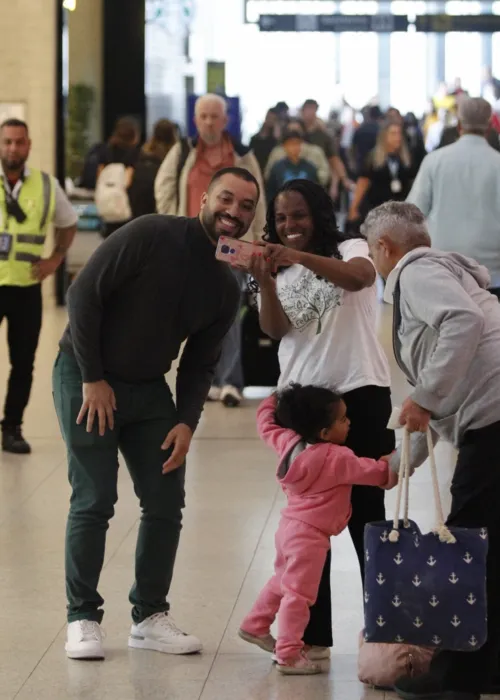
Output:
[{"xmin": 239, "ymin": 383, "xmax": 397, "ymax": 675}]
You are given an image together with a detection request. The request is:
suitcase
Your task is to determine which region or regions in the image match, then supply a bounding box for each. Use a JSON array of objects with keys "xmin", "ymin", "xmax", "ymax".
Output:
[{"xmin": 241, "ymin": 304, "xmax": 280, "ymax": 388}]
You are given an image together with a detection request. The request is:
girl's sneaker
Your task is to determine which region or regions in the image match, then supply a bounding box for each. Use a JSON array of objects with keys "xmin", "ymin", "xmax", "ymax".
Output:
[
  {"xmin": 238, "ymin": 628, "xmax": 276, "ymax": 653},
  {"xmin": 276, "ymin": 653, "xmax": 322, "ymax": 675}
]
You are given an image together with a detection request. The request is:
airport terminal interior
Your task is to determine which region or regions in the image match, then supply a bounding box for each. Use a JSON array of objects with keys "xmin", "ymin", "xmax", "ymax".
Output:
[
  {"xmin": 2, "ymin": 0, "xmax": 500, "ymax": 698},
  {"xmin": 0, "ymin": 306, "xmax": 462, "ymax": 700}
]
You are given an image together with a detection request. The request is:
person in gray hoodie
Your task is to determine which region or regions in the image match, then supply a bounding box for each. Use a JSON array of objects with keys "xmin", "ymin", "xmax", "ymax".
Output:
[{"xmin": 363, "ymin": 200, "xmax": 500, "ymax": 700}]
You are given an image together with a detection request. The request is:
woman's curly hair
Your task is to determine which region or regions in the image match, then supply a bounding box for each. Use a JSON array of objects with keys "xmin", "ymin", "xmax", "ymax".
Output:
[
  {"xmin": 247, "ymin": 180, "xmax": 362, "ymax": 297},
  {"xmin": 263, "ymin": 179, "xmax": 351, "ymax": 261}
]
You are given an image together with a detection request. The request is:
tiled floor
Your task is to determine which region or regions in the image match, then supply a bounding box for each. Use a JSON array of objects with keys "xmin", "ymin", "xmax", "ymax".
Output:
[{"xmin": 0, "ymin": 301, "xmax": 496, "ymax": 699}]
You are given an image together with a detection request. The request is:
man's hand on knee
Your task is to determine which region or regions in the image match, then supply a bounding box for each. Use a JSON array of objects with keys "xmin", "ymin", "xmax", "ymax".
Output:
[
  {"xmin": 77, "ymin": 380, "xmax": 117, "ymax": 436},
  {"xmin": 162, "ymin": 423, "xmax": 193, "ymax": 474}
]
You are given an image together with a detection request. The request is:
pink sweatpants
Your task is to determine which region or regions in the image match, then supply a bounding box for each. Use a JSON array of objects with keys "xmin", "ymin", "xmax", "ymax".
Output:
[{"xmin": 241, "ymin": 517, "xmax": 330, "ymax": 662}]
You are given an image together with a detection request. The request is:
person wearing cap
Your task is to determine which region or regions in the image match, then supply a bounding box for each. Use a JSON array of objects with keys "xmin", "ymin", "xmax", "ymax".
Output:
[
  {"xmin": 265, "ymin": 129, "xmax": 319, "ymax": 202},
  {"xmin": 407, "ymin": 96, "xmax": 500, "ymax": 299}
]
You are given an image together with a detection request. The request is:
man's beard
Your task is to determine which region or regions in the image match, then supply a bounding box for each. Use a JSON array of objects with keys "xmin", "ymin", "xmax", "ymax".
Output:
[
  {"xmin": 1, "ymin": 156, "xmax": 26, "ymax": 173},
  {"xmin": 201, "ymin": 209, "xmax": 244, "ymax": 243}
]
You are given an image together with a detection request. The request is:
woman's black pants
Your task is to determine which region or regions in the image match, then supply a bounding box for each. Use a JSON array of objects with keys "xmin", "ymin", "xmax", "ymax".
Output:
[{"xmin": 303, "ymin": 385, "xmax": 395, "ymax": 647}]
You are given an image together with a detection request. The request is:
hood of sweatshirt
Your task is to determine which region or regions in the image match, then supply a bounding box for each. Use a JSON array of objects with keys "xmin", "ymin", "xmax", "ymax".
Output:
[
  {"xmin": 393, "ymin": 247, "xmax": 491, "ymax": 291},
  {"xmin": 277, "ymin": 441, "xmax": 332, "ymax": 496}
]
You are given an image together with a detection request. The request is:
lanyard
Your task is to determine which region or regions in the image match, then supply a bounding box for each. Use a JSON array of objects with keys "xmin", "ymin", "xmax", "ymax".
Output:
[
  {"xmin": 0, "ymin": 172, "xmax": 25, "ymax": 231},
  {"xmin": 387, "ymin": 157, "xmax": 400, "ymax": 180}
]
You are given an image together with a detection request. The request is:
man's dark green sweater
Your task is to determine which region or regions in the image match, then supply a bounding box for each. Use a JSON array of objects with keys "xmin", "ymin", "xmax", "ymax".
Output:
[{"xmin": 59, "ymin": 215, "xmax": 240, "ymax": 431}]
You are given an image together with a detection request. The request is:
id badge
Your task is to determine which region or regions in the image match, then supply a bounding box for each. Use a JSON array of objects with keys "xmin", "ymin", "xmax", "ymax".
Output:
[
  {"xmin": 0, "ymin": 232, "xmax": 13, "ymax": 256},
  {"xmin": 391, "ymin": 179, "xmax": 402, "ymax": 194}
]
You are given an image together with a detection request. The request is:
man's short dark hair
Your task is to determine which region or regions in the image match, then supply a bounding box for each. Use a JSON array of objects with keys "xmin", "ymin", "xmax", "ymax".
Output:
[
  {"xmin": 208, "ymin": 167, "xmax": 260, "ymax": 201},
  {"xmin": 368, "ymin": 106, "xmax": 383, "ymax": 121},
  {"xmin": 275, "ymin": 101, "xmax": 289, "ymax": 113},
  {"xmin": 303, "ymin": 99, "xmax": 319, "ymax": 110},
  {"xmin": 0, "ymin": 118, "xmax": 29, "ymax": 134},
  {"xmin": 282, "ymin": 129, "xmax": 304, "ymax": 145}
]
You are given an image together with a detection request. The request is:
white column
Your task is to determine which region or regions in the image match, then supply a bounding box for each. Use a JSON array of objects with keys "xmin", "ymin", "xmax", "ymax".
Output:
[
  {"xmin": 0, "ymin": 0, "xmax": 58, "ymax": 172},
  {"xmin": 378, "ymin": 1, "xmax": 391, "ymax": 108},
  {"xmin": 482, "ymin": 1, "xmax": 493, "ymax": 70},
  {"xmin": 426, "ymin": 1, "xmax": 446, "ymax": 97}
]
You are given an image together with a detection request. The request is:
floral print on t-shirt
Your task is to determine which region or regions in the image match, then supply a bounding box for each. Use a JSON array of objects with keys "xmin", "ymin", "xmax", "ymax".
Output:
[{"xmin": 278, "ymin": 270, "xmax": 343, "ymax": 335}]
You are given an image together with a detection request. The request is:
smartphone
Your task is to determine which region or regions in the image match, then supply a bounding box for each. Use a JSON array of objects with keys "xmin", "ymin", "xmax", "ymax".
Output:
[{"xmin": 215, "ymin": 236, "xmax": 255, "ymax": 268}]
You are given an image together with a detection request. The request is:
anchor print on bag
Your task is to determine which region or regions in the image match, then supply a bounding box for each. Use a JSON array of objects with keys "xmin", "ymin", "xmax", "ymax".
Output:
[{"xmin": 363, "ymin": 428, "xmax": 489, "ymax": 652}]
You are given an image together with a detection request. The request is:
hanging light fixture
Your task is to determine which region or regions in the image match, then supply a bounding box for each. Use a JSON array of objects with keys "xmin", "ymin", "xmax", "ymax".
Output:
[{"xmin": 63, "ymin": 0, "xmax": 77, "ymax": 11}]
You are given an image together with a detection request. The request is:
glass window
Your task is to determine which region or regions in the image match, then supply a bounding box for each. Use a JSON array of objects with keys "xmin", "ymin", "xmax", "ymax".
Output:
[
  {"xmin": 390, "ymin": 2, "xmax": 428, "ymax": 115},
  {"xmin": 444, "ymin": 0, "xmax": 482, "ymax": 96},
  {"xmin": 339, "ymin": 33, "xmax": 378, "ymax": 107},
  {"xmin": 338, "ymin": 0, "xmax": 378, "ymax": 13},
  {"xmin": 390, "ymin": 30, "xmax": 427, "ymax": 115},
  {"xmin": 338, "ymin": 1, "xmax": 378, "ymax": 107},
  {"xmin": 492, "ymin": 2, "xmax": 500, "ymax": 82},
  {"xmin": 232, "ymin": 24, "xmax": 337, "ymax": 138}
]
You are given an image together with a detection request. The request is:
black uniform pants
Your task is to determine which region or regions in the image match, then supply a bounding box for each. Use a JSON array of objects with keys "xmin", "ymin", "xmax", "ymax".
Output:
[
  {"xmin": 0, "ymin": 284, "xmax": 43, "ymax": 427},
  {"xmin": 429, "ymin": 421, "xmax": 500, "ymax": 693},
  {"xmin": 303, "ymin": 385, "xmax": 395, "ymax": 647}
]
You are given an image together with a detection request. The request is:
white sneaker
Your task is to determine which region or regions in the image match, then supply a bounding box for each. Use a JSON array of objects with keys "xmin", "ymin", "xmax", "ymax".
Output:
[
  {"xmin": 207, "ymin": 386, "xmax": 221, "ymax": 402},
  {"xmin": 65, "ymin": 620, "xmax": 105, "ymax": 660},
  {"xmin": 128, "ymin": 612, "xmax": 203, "ymax": 655},
  {"xmin": 221, "ymin": 385, "xmax": 243, "ymax": 408}
]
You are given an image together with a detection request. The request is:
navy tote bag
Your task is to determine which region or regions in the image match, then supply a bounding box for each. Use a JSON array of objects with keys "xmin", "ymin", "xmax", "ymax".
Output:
[{"xmin": 364, "ymin": 428, "xmax": 488, "ymax": 653}]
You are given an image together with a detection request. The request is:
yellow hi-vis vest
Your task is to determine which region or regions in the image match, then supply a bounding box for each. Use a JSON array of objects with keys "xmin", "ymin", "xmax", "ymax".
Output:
[{"xmin": 0, "ymin": 169, "xmax": 55, "ymax": 287}]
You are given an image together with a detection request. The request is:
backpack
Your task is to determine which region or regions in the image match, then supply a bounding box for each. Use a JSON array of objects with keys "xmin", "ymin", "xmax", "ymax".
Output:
[
  {"xmin": 95, "ymin": 163, "xmax": 132, "ymax": 223},
  {"xmin": 79, "ymin": 142, "xmax": 107, "ymax": 190},
  {"xmin": 128, "ymin": 153, "xmax": 162, "ymax": 218}
]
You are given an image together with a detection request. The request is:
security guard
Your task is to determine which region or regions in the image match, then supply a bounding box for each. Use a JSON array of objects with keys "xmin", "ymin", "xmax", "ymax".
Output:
[{"xmin": 0, "ymin": 119, "xmax": 77, "ymax": 454}]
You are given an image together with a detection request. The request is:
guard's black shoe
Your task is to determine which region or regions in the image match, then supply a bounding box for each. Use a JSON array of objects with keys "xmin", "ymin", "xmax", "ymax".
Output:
[{"xmin": 2, "ymin": 426, "xmax": 31, "ymax": 454}]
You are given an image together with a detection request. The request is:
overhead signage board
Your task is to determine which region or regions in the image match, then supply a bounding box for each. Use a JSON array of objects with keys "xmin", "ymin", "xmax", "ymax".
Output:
[
  {"xmin": 415, "ymin": 14, "xmax": 500, "ymax": 33},
  {"xmin": 258, "ymin": 14, "xmax": 409, "ymax": 33}
]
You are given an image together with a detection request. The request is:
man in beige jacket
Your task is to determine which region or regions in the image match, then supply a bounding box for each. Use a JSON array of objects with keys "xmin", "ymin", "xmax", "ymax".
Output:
[
  {"xmin": 155, "ymin": 94, "xmax": 266, "ymax": 407},
  {"xmin": 155, "ymin": 94, "xmax": 265, "ymax": 239}
]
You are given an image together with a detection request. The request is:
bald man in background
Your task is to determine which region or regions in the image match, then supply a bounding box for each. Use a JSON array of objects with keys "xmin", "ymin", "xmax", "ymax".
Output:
[
  {"xmin": 407, "ymin": 96, "xmax": 500, "ymax": 299},
  {"xmin": 155, "ymin": 94, "xmax": 265, "ymax": 407}
]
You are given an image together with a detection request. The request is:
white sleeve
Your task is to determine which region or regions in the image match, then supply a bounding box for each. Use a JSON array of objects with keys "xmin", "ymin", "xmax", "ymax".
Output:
[
  {"xmin": 52, "ymin": 179, "xmax": 78, "ymax": 228},
  {"xmin": 340, "ymin": 238, "xmax": 372, "ymax": 263}
]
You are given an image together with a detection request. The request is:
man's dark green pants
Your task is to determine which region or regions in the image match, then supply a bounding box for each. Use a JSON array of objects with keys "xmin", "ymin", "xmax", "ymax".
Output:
[{"xmin": 53, "ymin": 351, "xmax": 185, "ymax": 624}]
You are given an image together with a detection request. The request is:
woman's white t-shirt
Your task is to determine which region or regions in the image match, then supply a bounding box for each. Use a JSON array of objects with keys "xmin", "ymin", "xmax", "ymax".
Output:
[{"xmin": 274, "ymin": 239, "xmax": 390, "ymax": 394}]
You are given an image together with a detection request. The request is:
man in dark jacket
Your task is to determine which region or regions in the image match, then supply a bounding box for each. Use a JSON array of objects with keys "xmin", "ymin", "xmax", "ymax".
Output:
[
  {"xmin": 249, "ymin": 108, "xmax": 279, "ymax": 174},
  {"xmin": 55, "ymin": 167, "xmax": 261, "ymax": 662}
]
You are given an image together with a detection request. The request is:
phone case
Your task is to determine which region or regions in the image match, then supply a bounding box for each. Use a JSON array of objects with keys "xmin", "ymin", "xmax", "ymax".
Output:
[{"xmin": 215, "ymin": 237, "xmax": 255, "ymax": 268}]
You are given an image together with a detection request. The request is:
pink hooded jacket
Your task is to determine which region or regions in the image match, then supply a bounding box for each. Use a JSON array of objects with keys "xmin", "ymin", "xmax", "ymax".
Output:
[{"xmin": 257, "ymin": 396, "xmax": 391, "ymax": 537}]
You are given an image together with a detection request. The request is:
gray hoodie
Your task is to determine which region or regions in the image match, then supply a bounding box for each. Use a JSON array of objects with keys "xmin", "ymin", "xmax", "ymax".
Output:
[{"xmin": 388, "ymin": 248, "xmax": 500, "ymax": 472}]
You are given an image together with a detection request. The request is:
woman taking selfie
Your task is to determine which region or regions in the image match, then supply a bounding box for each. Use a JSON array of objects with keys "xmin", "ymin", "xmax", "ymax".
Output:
[{"xmin": 249, "ymin": 179, "xmax": 394, "ymax": 659}]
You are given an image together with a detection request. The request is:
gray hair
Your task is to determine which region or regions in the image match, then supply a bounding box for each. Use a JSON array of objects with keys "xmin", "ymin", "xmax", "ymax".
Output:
[
  {"xmin": 458, "ymin": 96, "xmax": 492, "ymax": 133},
  {"xmin": 361, "ymin": 201, "xmax": 431, "ymax": 250},
  {"xmin": 194, "ymin": 93, "xmax": 227, "ymax": 116}
]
